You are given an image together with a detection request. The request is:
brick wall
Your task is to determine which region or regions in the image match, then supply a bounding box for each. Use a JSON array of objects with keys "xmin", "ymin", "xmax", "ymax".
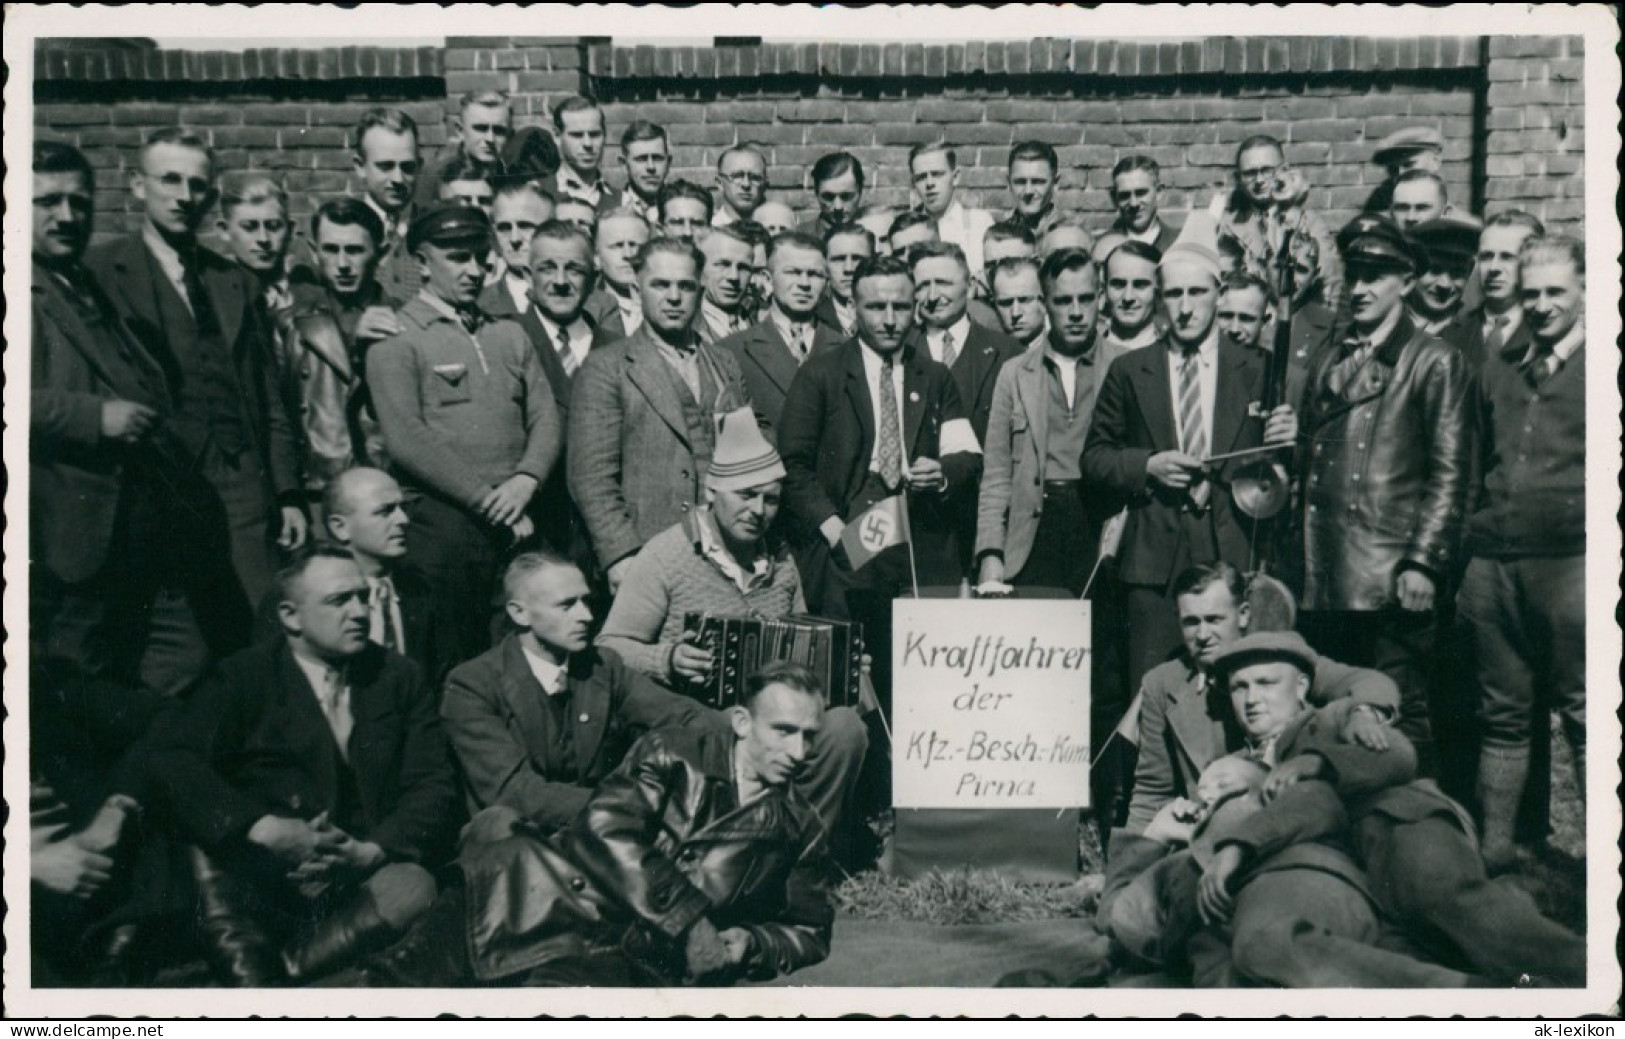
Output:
[{"xmin": 33, "ymin": 35, "xmax": 1588, "ymax": 246}]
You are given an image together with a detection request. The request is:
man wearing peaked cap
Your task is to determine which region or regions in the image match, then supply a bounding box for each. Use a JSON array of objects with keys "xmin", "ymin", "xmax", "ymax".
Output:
[
  {"xmin": 1295, "ymin": 212, "xmax": 1472, "ymax": 790},
  {"xmin": 368, "ymin": 202, "xmax": 563, "ymax": 656},
  {"xmin": 1408, "ymin": 215, "xmax": 1483, "ymax": 337},
  {"xmin": 1364, "ymin": 126, "xmax": 1446, "ymax": 216}
]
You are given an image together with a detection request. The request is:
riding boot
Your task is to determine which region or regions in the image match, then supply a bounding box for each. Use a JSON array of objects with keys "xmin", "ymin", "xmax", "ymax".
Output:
[
  {"xmin": 188, "ymin": 846, "xmax": 286, "ymax": 987},
  {"xmin": 357, "ymin": 888, "xmax": 472, "ymax": 988},
  {"xmin": 283, "ymin": 889, "xmax": 400, "ymax": 983}
]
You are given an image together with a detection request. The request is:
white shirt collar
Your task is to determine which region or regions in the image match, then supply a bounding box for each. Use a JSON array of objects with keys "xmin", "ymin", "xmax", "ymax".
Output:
[
  {"xmin": 1531, "ymin": 321, "xmax": 1585, "ymax": 365},
  {"xmin": 1127, "ymin": 220, "xmax": 1164, "ymax": 246},
  {"xmin": 926, "ymin": 315, "xmax": 973, "ymax": 363},
  {"xmin": 1168, "ymin": 330, "xmax": 1219, "ymax": 366},
  {"xmin": 518, "ymin": 637, "xmax": 570, "ymax": 697},
  {"xmin": 558, "ymin": 165, "xmax": 603, "ymax": 203},
  {"xmin": 694, "ymin": 507, "xmax": 772, "ymax": 593},
  {"xmin": 364, "ymin": 195, "xmax": 411, "ymax": 240}
]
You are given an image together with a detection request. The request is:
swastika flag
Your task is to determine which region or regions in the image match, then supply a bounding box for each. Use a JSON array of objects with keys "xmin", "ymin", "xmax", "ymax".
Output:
[{"xmin": 839, "ymin": 495, "xmax": 909, "ymax": 570}]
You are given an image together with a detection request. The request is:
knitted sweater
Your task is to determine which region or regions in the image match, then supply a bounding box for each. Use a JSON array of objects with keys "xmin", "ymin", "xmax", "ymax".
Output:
[{"xmin": 596, "ymin": 511, "xmax": 806, "ymax": 682}]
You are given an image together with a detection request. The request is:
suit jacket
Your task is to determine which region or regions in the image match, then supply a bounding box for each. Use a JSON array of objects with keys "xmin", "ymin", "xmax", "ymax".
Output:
[
  {"xmin": 1082, "ymin": 339, "xmax": 1269, "ymax": 590},
  {"xmin": 975, "ymin": 340, "xmax": 1127, "ymax": 576},
  {"xmin": 936, "ymin": 321, "xmax": 1023, "ymax": 446},
  {"xmin": 779, "ymin": 339, "xmax": 982, "ymax": 533},
  {"xmin": 1107, "ymin": 218, "xmax": 1181, "ymax": 257},
  {"xmin": 30, "ymin": 260, "xmax": 173, "ymax": 584},
  {"xmin": 85, "ymin": 234, "xmax": 301, "ymax": 503},
  {"xmin": 478, "ymin": 276, "xmax": 528, "ymax": 321},
  {"xmin": 567, "ymin": 324, "xmax": 751, "ymax": 568},
  {"xmin": 584, "ymin": 287, "xmax": 636, "ymax": 347},
  {"xmin": 458, "ymin": 725, "xmax": 832, "ymax": 984},
  {"xmin": 1122, "ymin": 653, "xmax": 1401, "ymax": 835},
  {"xmin": 717, "ymin": 315, "xmax": 845, "ymax": 434},
  {"xmin": 440, "ymin": 638, "xmax": 715, "ymax": 832},
  {"xmin": 146, "ymin": 639, "xmax": 460, "ymax": 866}
]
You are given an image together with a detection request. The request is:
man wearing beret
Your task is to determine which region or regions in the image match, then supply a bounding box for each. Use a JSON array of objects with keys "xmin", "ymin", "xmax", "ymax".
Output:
[
  {"xmin": 368, "ymin": 205, "xmax": 563, "ymax": 656},
  {"xmin": 1295, "ymin": 214, "xmax": 1471, "ymax": 782},
  {"xmin": 1407, "ymin": 215, "xmax": 1482, "ymax": 337}
]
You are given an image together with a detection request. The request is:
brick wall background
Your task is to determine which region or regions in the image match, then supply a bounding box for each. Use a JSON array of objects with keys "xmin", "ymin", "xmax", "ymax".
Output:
[{"xmin": 33, "ymin": 35, "xmax": 1587, "ymax": 246}]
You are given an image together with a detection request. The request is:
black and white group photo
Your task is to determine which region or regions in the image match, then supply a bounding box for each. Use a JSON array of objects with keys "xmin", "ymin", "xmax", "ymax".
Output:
[{"xmin": 6, "ymin": 2, "xmax": 1619, "ymax": 1020}]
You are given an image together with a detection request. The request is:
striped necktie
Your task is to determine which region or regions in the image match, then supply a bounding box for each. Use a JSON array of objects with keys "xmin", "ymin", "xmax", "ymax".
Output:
[{"xmin": 1178, "ymin": 351, "xmax": 1210, "ymax": 508}]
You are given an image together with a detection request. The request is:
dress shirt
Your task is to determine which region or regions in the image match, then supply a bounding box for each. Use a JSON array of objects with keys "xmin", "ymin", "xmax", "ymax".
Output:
[
  {"xmin": 518, "ymin": 636, "xmax": 571, "ymax": 698},
  {"xmin": 364, "ymin": 196, "xmax": 412, "ymax": 248},
  {"xmin": 831, "ymin": 297, "xmax": 858, "ymax": 338},
  {"xmin": 557, "ymin": 166, "xmax": 605, "ymax": 209},
  {"xmin": 656, "ymin": 335, "xmax": 705, "ymax": 403},
  {"xmin": 609, "ymin": 286, "xmax": 644, "ymax": 334},
  {"xmin": 1127, "ymin": 221, "xmax": 1166, "ymax": 247},
  {"xmin": 618, "ymin": 187, "xmax": 652, "ymax": 220},
  {"xmin": 537, "ymin": 309, "xmax": 595, "ymax": 372},
  {"xmin": 701, "ymin": 297, "xmax": 747, "ymax": 341},
  {"xmin": 712, "ymin": 206, "xmax": 741, "ymax": 228},
  {"xmin": 140, "ymin": 223, "xmax": 195, "ymax": 315},
  {"xmin": 292, "ymin": 652, "xmax": 353, "ymax": 759},
  {"xmin": 1165, "ymin": 332, "xmax": 1219, "ymax": 458},
  {"xmin": 769, "ymin": 303, "xmax": 816, "ymax": 362},
  {"xmin": 503, "ymin": 271, "xmax": 532, "ymax": 314},
  {"xmin": 1044, "ymin": 345, "xmax": 1083, "ymax": 408},
  {"xmin": 933, "ymin": 201, "xmax": 995, "ymax": 275},
  {"xmin": 860, "ymin": 342, "xmax": 910, "ymax": 477},
  {"xmin": 924, "ymin": 316, "xmax": 973, "ymax": 369},
  {"xmin": 1482, "ymin": 305, "xmax": 1522, "ymax": 343},
  {"xmin": 1524, "ymin": 321, "xmax": 1584, "ymax": 373}
]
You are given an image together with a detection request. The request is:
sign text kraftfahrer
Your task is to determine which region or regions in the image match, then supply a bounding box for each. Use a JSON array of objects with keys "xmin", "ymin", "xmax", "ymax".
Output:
[{"xmin": 892, "ymin": 600, "xmax": 1091, "ymax": 809}]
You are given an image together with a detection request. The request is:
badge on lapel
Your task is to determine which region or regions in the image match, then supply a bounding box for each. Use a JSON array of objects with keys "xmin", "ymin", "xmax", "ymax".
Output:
[{"xmin": 1247, "ymin": 400, "xmax": 1266, "ymax": 418}]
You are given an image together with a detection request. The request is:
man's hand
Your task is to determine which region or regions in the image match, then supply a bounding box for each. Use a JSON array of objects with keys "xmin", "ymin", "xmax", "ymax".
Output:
[
  {"xmin": 670, "ymin": 631, "xmax": 715, "ymax": 684},
  {"xmin": 905, "ymin": 457, "xmax": 946, "ymax": 493},
  {"xmin": 34, "ymin": 840, "xmax": 115, "ymax": 899},
  {"xmin": 607, "ymin": 557, "xmax": 635, "ymax": 595},
  {"xmin": 820, "ymin": 516, "xmax": 846, "ymax": 550},
  {"xmin": 684, "ymin": 918, "xmax": 732, "ymax": 981},
  {"xmin": 278, "ymin": 506, "xmax": 309, "ymax": 550},
  {"xmin": 354, "ymin": 306, "xmax": 404, "ymax": 343},
  {"xmin": 1262, "ymin": 404, "xmax": 1298, "ymax": 446},
  {"xmin": 1146, "ymin": 450, "xmax": 1204, "ymax": 491},
  {"xmin": 73, "ymin": 799, "xmax": 133, "ymax": 855},
  {"xmin": 1143, "ymin": 799, "xmax": 1199, "ymax": 845},
  {"xmin": 247, "ymin": 814, "xmax": 323, "ymax": 865},
  {"xmin": 1342, "ymin": 706, "xmax": 1392, "ymax": 752},
  {"xmin": 480, "ymin": 474, "xmax": 538, "ymax": 527},
  {"xmin": 309, "ymin": 821, "xmax": 385, "ymax": 875},
  {"xmin": 101, "ymin": 400, "xmax": 158, "ymax": 443},
  {"xmin": 718, "ymin": 928, "xmax": 754, "ymax": 967},
  {"xmin": 1198, "ymin": 845, "xmax": 1246, "ymax": 925},
  {"xmin": 1396, "ymin": 568, "xmax": 1436, "ymax": 613},
  {"xmin": 508, "ymin": 514, "xmax": 536, "ymax": 543},
  {"xmin": 1261, "ymin": 755, "xmax": 1324, "ymax": 804}
]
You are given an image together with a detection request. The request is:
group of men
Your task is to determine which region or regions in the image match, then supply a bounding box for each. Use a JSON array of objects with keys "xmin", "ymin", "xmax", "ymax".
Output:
[{"xmin": 30, "ymin": 82, "xmax": 1589, "ymax": 989}]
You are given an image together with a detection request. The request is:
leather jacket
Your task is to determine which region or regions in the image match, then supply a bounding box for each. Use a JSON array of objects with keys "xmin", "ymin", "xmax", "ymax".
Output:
[
  {"xmin": 276, "ymin": 283, "xmax": 390, "ymax": 490},
  {"xmin": 459, "ymin": 726, "xmax": 834, "ymax": 984},
  {"xmin": 1296, "ymin": 313, "xmax": 1471, "ymax": 611}
]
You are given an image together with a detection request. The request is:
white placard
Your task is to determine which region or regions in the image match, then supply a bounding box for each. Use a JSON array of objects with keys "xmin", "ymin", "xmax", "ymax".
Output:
[{"xmin": 892, "ymin": 599, "xmax": 1091, "ymax": 809}]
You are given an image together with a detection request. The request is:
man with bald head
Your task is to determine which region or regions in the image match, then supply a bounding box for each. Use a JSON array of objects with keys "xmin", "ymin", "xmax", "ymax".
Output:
[
  {"xmin": 1084, "ymin": 238, "xmax": 1299, "ymax": 691},
  {"xmin": 754, "ymin": 200, "xmax": 797, "ymax": 239},
  {"xmin": 323, "ymin": 467, "xmax": 465, "ymax": 684}
]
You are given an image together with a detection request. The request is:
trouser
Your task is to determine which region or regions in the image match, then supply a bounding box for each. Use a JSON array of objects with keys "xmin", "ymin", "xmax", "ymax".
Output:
[
  {"xmin": 1299, "ymin": 608, "xmax": 1441, "ymax": 760},
  {"xmin": 1355, "ymin": 812, "xmax": 1586, "ymax": 986},
  {"xmin": 1457, "ymin": 555, "xmax": 1585, "ymax": 757},
  {"xmin": 406, "ymin": 490, "xmax": 517, "ymax": 657},
  {"xmin": 205, "ymin": 440, "xmax": 282, "ymax": 612},
  {"xmin": 1190, "ymin": 865, "xmax": 1473, "ymax": 988}
]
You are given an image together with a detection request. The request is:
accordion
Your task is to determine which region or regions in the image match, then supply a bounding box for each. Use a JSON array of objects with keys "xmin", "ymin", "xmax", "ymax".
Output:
[{"xmin": 679, "ymin": 612, "xmax": 865, "ymax": 709}]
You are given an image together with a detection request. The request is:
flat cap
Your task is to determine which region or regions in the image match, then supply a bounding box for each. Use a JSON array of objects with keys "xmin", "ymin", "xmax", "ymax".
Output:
[
  {"xmin": 1373, "ymin": 126, "xmax": 1445, "ymax": 167},
  {"xmin": 1337, "ymin": 213, "xmax": 1426, "ymax": 273},
  {"xmin": 1210, "ymin": 630, "xmax": 1319, "ymax": 679},
  {"xmin": 1410, "ymin": 215, "xmax": 1483, "ymax": 268},
  {"xmin": 407, "ymin": 204, "xmax": 493, "ymax": 254}
]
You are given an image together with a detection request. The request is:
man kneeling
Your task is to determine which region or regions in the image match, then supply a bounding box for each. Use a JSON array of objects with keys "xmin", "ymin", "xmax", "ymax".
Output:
[{"xmin": 362, "ymin": 662, "xmax": 835, "ymax": 987}]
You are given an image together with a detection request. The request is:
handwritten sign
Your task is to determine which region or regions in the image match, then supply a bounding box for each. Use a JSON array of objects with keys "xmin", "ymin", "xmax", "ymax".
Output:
[{"xmin": 892, "ymin": 599, "xmax": 1091, "ymax": 810}]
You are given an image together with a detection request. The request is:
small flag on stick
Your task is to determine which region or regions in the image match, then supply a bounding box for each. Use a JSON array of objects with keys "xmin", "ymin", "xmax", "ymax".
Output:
[{"xmin": 839, "ymin": 495, "xmax": 909, "ymax": 571}]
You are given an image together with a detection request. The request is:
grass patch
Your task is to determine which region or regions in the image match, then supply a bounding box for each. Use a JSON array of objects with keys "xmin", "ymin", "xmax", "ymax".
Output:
[{"xmin": 835, "ymin": 866, "xmax": 1100, "ymax": 925}]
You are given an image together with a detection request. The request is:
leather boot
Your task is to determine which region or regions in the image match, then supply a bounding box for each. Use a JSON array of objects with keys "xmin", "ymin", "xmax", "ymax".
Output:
[
  {"xmin": 282, "ymin": 890, "xmax": 400, "ymax": 983},
  {"xmin": 1477, "ymin": 744, "xmax": 1530, "ymax": 875},
  {"xmin": 357, "ymin": 888, "xmax": 472, "ymax": 988},
  {"xmin": 188, "ymin": 847, "xmax": 286, "ymax": 987}
]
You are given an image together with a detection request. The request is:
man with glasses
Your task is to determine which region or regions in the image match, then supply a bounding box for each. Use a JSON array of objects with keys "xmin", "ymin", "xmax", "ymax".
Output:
[
  {"xmin": 1218, "ymin": 135, "xmax": 1342, "ymax": 311},
  {"xmin": 712, "ymin": 145, "xmax": 769, "ymax": 229}
]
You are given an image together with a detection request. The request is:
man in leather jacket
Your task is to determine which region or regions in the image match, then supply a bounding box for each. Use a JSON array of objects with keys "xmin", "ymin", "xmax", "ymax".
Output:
[
  {"xmin": 1295, "ymin": 215, "xmax": 1471, "ymax": 779},
  {"xmin": 358, "ymin": 661, "xmax": 835, "ymax": 987}
]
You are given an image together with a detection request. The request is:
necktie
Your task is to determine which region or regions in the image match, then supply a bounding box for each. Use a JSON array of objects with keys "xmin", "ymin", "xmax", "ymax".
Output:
[
  {"xmin": 557, "ymin": 330, "xmax": 579, "ymax": 378},
  {"xmin": 1178, "ymin": 352, "xmax": 1210, "ymax": 508},
  {"xmin": 371, "ymin": 576, "xmax": 399, "ymax": 652},
  {"xmin": 458, "ymin": 308, "xmax": 481, "ymax": 335},
  {"xmin": 877, "ymin": 356, "xmax": 904, "ymax": 489},
  {"xmin": 1484, "ymin": 314, "xmax": 1510, "ymax": 355},
  {"xmin": 939, "ymin": 328, "xmax": 958, "ymax": 370},
  {"xmin": 319, "ymin": 668, "xmax": 353, "ymax": 760},
  {"xmin": 1522, "ymin": 341, "xmax": 1557, "ymax": 383},
  {"xmin": 180, "ymin": 253, "xmax": 221, "ymax": 337}
]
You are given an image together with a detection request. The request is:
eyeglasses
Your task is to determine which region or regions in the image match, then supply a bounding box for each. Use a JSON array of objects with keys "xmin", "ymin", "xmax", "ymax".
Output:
[{"xmin": 1239, "ymin": 164, "xmax": 1281, "ymax": 182}]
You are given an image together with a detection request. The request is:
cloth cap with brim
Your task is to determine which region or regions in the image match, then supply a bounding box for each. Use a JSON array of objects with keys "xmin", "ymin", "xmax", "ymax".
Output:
[
  {"xmin": 1337, "ymin": 214, "xmax": 1426, "ymax": 274},
  {"xmin": 1158, "ymin": 241, "xmax": 1223, "ymax": 283},
  {"xmin": 407, "ymin": 204, "xmax": 493, "ymax": 255},
  {"xmin": 1411, "ymin": 215, "xmax": 1483, "ymax": 269},
  {"xmin": 1373, "ymin": 126, "xmax": 1445, "ymax": 167},
  {"xmin": 1210, "ymin": 630, "xmax": 1319, "ymax": 682},
  {"xmin": 708, "ymin": 407, "xmax": 786, "ymax": 492}
]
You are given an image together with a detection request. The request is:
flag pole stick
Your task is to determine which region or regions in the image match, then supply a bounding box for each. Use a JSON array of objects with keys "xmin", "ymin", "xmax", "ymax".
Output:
[
  {"xmin": 1080, "ymin": 552, "xmax": 1108, "ymax": 600},
  {"xmin": 899, "ymin": 487, "xmax": 921, "ymax": 598}
]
